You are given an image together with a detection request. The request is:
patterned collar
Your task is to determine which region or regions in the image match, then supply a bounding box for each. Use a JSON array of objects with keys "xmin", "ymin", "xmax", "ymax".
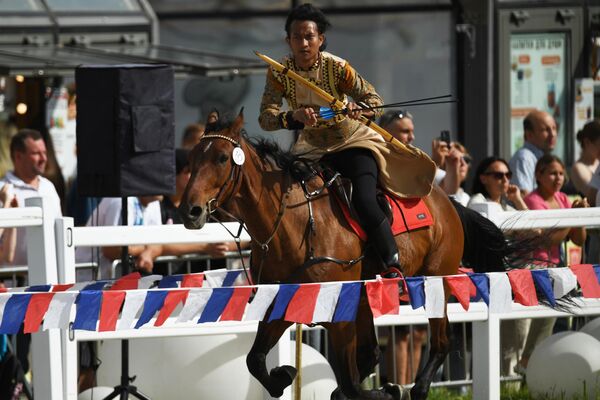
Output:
[{"xmin": 293, "ymin": 52, "xmax": 321, "ymax": 72}]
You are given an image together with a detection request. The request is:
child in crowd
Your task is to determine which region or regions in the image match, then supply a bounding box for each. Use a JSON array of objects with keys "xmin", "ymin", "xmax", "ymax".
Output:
[{"xmin": 515, "ymin": 154, "xmax": 588, "ymax": 374}]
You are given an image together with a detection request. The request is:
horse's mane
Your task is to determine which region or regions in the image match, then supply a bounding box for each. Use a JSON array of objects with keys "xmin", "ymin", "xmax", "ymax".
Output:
[
  {"xmin": 205, "ymin": 114, "xmax": 317, "ymax": 182},
  {"xmin": 249, "ymin": 137, "xmax": 318, "ymax": 182}
]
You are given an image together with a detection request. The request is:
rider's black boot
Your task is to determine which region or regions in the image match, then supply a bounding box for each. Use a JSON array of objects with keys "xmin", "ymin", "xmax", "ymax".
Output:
[{"xmin": 368, "ymin": 219, "xmax": 402, "ymax": 279}]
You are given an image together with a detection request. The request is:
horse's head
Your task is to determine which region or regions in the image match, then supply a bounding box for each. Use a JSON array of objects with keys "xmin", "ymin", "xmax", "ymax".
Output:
[{"xmin": 178, "ymin": 110, "xmax": 245, "ymax": 229}]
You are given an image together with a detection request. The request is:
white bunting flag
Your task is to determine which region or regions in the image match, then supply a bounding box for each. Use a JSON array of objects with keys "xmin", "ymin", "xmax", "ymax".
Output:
[
  {"xmin": 489, "ymin": 272, "xmax": 512, "ymax": 313},
  {"xmin": 43, "ymin": 292, "xmax": 78, "ymax": 330},
  {"xmin": 425, "ymin": 277, "xmax": 445, "ymax": 318},
  {"xmin": 204, "ymin": 269, "xmax": 228, "ymax": 288},
  {"xmin": 548, "ymin": 267, "xmax": 578, "ymax": 299},
  {"xmin": 244, "ymin": 285, "xmax": 279, "ymax": 321},
  {"xmin": 313, "ymin": 283, "xmax": 342, "ymax": 322},
  {"xmin": 138, "ymin": 275, "xmax": 163, "ymax": 290},
  {"xmin": 117, "ymin": 291, "xmax": 146, "ymax": 330},
  {"xmin": 0, "ymin": 293, "xmax": 12, "ymax": 325},
  {"xmin": 176, "ymin": 289, "xmax": 213, "ymax": 323}
]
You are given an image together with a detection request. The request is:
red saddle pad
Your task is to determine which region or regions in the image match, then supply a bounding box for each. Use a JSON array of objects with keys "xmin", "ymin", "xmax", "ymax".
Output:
[{"xmin": 337, "ymin": 193, "xmax": 433, "ymax": 241}]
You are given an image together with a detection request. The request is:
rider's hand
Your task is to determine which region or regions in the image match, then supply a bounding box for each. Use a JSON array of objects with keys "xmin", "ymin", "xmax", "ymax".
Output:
[
  {"xmin": 346, "ymin": 102, "xmax": 373, "ymax": 120},
  {"xmin": 292, "ymin": 107, "xmax": 318, "ymax": 127}
]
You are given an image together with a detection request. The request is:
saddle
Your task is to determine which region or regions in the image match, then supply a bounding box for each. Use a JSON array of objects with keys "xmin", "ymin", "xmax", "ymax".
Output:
[{"xmin": 321, "ymin": 168, "xmax": 434, "ymax": 242}]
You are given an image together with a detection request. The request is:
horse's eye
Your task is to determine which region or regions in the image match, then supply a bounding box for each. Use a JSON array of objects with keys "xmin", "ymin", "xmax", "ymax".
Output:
[{"xmin": 218, "ymin": 154, "xmax": 229, "ymax": 164}]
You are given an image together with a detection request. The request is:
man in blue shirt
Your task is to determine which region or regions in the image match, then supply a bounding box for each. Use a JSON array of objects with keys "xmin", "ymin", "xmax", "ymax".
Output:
[{"xmin": 509, "ymin": 110, "xmax": 557, "ymax": 195}]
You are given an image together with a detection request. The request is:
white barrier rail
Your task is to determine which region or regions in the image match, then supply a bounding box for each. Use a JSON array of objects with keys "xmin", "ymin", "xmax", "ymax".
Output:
[{"xmin": 1, "ymin": 198, "xmax": 599, "ymax": 400}]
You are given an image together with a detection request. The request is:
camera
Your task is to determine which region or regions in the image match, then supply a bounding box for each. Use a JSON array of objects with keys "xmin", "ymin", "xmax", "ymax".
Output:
[{"xmin": 440, "ymin": 130, "xmax": 451, "ymax": 146}]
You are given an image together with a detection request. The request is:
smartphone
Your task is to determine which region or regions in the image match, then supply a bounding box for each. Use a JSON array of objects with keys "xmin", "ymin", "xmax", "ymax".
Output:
[{"xmin": 440, "ymin": 130, "xmax": 451, "ymax": 146}]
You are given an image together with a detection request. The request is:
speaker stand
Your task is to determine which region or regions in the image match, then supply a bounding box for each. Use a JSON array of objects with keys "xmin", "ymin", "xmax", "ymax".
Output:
[{"xmin": 103, "ymin": 198, "xmax": 151, "ymax": 400}]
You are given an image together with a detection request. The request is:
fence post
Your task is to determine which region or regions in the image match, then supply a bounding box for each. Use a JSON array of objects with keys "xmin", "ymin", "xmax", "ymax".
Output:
[
  {"xmin": 472, "ymin": 313, "xmax": 501, "ymax": 400},
  {"xmin": 25, "ymin": 197, "xmax": 63, "ymax": 399},
  {"xmin": 55, "ymin": 217, "xmax": 78, "ymax": 400}
]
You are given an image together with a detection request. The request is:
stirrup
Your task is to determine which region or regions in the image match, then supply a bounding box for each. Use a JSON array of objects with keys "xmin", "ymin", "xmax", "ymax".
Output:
[{"xmin": 381, "ymin": 267, "xmax": 403, "ymax": 279}]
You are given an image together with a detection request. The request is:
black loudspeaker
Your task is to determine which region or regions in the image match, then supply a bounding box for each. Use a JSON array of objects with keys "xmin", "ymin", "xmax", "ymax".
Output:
[{"xmin": 76, "ymin": 64, "xmax": 175, "ymax": 197}]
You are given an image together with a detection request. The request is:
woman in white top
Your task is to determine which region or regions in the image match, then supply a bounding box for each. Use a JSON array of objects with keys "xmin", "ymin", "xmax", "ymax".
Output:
[
  {"xmin": 571, "ymin": 120, "xmax": 600, "ymax": 197},
  {"xmin": 468, "ymin": 156, "xmax": 527, "ymax": 211}
]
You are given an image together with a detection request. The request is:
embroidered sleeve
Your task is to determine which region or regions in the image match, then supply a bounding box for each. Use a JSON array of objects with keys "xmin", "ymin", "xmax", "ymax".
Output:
[
  {"xmin": 258, "ymin": 68, "xmax": 286, "ymax": 131},
  {"xmin": 338, "ymin": 62, "xmax": 383, "ymax": 119}
]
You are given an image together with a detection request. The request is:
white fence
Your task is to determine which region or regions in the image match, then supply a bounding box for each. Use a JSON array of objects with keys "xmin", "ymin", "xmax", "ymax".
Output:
[{"xmin": 1, "ymin": 197, "xmax": 600, "ymax": 400}]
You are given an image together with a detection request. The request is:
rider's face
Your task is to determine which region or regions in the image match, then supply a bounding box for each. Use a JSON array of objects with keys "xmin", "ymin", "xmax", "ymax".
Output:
[{"xmin": 286, "ymin": 20, "xmax": 323, "ymax": 70}]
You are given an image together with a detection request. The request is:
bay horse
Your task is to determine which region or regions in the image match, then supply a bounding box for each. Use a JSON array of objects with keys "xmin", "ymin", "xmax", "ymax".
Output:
[{"xmin": 179, "ymin": 111, "xmax": 512, "ymax": 400}]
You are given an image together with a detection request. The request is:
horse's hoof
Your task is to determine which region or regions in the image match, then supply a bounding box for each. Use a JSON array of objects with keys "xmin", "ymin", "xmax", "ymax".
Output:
[
  {"xmin": 383, "ymin": 383, "xmax": 411, "ymax": 400},
  {"xmin": 330, "ymin": 387, "xmax": 348, "ymax": 400},
  {"xmin": 267, "ymin": 365, "xmax": 297, "ymax": 397}
]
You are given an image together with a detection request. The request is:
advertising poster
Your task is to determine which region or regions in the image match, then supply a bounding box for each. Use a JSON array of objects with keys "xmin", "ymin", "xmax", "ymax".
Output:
[
  {"xmin": 510, "ymin": 33, "xmax": 566, "ymax": 158},
  {"xmin": 573, "ymin": 78, "xmax": 594, "ymax": 160},
  {"xmin": 47, "ymin": 86, "xmax": 77, "ymax": 184}
]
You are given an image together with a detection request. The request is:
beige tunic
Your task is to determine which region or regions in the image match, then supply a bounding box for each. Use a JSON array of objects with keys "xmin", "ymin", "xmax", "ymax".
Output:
[{"xmin": 259, "ymin": 52, "xmax": 435, "ymax": 198}]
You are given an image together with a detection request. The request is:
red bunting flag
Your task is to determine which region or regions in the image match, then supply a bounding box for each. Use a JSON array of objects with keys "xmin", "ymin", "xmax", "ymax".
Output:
[
  {"xmin": 507, "ymin": 269, "xmax": 538, "ymax": 306},
  {"xmin": 182, "ymin": 274, "xmax": 204, "ymax": 288},
  {"xmin": 570, "ymin": 264, "xmax": 600, "ymax": 298},
  {"xmin": 110, "ymin": 272, "xmax": 141, "ymax": 291},
  {"xmin": 52, "ymin": 284, "xmax": 74, "ymax": 292},
  {"xmin": 221, "ymin": 287, "xmax": 253, "ymax": 321},
  {"xmin": 23, "ymin": 293, "xmax": 55, "ymax": 333},
  {"xmin": 284, "ymin": 284, "xmax": 321, "ymax": 324},
  {"xmin": 155, "ymin": 290, "xmax": 189, "ymax": 326},
  {"xmin": 445, "ymin": 276, "xmax": 472, "ymax": 311},
  {"xmin": 98, "ymin": 291, "xmax": 126, "ymax": 332},
  {"xmin": 366, "ymin": 279, "xmax": 400, "ymax": 318}
]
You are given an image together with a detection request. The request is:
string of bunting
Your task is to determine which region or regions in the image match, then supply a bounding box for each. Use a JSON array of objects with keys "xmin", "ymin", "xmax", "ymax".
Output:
[{"xmin": 0, "ymin": 265, "xmax": 598, "ymax": 335}]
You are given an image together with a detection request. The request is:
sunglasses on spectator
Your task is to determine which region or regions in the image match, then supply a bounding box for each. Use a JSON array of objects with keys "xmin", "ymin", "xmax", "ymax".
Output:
[
  {"xmin": 484, "ymin": 171, "xmax": 512, "ymax": 179},
  {"xmin": 461, "ymin": 156, "xmax": 472, "ymax": 165}
]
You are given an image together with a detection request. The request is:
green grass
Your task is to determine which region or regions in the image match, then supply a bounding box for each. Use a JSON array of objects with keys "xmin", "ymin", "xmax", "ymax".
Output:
[{"xmin": 426, "ymin": 383, "xmax": 600, "ymax": 400}]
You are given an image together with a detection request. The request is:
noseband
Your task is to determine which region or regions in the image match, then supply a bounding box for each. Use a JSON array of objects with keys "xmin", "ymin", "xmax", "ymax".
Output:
[{"xmin": 199, "ymin": 134, "xmax": 244, "ymax": 214}]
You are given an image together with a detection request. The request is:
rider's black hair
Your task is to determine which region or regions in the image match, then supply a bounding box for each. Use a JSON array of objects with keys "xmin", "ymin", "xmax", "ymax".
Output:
[{"xmin": 285, "ymin": 3, "xmax": 331, "ymax": 51}]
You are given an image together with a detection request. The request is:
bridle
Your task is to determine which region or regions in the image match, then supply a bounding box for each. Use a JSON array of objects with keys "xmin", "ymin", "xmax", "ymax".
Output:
[{"xmin": 199, "ymin": 134, "xmax": 244, "ymax": 214}]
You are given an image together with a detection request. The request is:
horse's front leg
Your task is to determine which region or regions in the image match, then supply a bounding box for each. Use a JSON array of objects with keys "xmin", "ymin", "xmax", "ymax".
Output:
[
  {"xmin": 247, "ymin": 319, "xmax": 295, "ymax": 398},
  {"xmin": 327, "ymin": 322, "xmax": 406, "ymax": 400},
  {"xmin": 411, "ymin": 316, "xmax": 450, "ymax": 400}
]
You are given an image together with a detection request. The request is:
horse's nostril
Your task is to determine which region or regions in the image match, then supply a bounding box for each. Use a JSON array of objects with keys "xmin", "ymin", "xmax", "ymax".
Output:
[{"xmin": 189, "ymin": 206, "xmax": 203, "ymax": 218}]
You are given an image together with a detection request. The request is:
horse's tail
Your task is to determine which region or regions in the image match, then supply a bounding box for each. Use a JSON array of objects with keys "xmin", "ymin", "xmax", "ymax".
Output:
[
  {"xmin": 450, "ymin": 198, "xmax": 550, "ymax": 272},
  {"xmin": 450, "ymin": 198, "xmax": 578, "ymax": 311}
]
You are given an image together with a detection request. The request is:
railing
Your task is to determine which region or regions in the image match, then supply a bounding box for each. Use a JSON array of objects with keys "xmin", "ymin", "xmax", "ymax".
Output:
[{"xmin": 2, "ymin": 197, "xmax": 600, "ymax": 400}]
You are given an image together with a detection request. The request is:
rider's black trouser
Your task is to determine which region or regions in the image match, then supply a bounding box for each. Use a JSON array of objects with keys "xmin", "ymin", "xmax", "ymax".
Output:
[{"xmin": 323, "ymin": 148, "xmax": 399, "ymax": 267}]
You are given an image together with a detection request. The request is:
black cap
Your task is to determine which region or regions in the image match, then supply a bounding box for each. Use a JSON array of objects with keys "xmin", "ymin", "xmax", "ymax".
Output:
[{"xmin": 175, "ymin": 148, "xmax": 190, "ymax": 174}]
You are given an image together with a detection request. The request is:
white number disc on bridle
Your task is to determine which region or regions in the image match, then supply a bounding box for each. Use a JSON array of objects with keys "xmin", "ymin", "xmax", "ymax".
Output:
[{"xmin": 232, "ymin": 147, "xmax": 245, "ymax": 165}]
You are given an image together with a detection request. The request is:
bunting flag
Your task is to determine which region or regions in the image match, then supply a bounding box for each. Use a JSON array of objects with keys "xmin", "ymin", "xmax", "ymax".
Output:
[
  {"xmin": 366, "ymin": 279, "xmax": 400, "ymax": 317},
  {"xmin": 570, "ymin": 264, "xmax": 600, "ymax": 298},
  {"xmin": 424, "ymin": 277, "xmax": 445, "ymax": 318},
  {"xmin": 531, "ymin": 270, "xmax": 556, "ymax": 307},
  {"xmin": 488, "ymin": 272, "xmax": 512, "ymax": 313},
  {"xmin": 0, "ymin": 266, "xmax": 596, "ymax": 335},
  {"xmin": 445, "ymin": 276, "xmax": 471, "ymax": 311},
  {"xmin": 547, "ymin": 268, "xmax": 578, "ymax": 299},
  {"xmin": 405, "ymin": 277, "xmax": 425, "ymax": 309},
  {"xmin": 507, "ymin": 269, "xmax": 538, "ymax": 306}
]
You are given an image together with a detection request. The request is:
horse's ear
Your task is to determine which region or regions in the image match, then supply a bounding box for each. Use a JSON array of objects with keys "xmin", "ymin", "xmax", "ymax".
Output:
[
  {"xmin": 206, "ymin": 109, "xmax": 219, "ymax": 125},
  {"xmin": 231, "ymin": 107, "xmax": 245, "ymax": 136}
]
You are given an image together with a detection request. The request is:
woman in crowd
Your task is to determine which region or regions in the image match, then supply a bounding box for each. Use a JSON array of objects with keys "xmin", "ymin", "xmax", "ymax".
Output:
[
  {"xmin": 468, "ymin": 156, "xmax": 527, "ymax": 211},
  {"xmin": 440, "ymin": 142, "xmax": 472, "ymax": 206},
  {"xmin": 571, "ymin": 120, "xmax": 600, "ymax": 196},
  {"xmin": 572, "ymin": 120, "xmax": 600, "ymax": 263},
  {"xmin": 468, "ymin": 156, "xmax": 528, "ymax": 376},
  {"xmin": 515, "ymin": 154, "xmax": 588, "ymax": 374}
]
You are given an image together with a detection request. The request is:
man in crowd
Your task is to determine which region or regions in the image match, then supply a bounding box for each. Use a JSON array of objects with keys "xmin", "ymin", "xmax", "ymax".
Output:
[
  {"xmin": 0, "ymin": 129, "xmax": 62, "ymax": 376},
  {"xmin": 509, "ymin": 110, "xmax": 558, "ymax": 196},
  {"xmin": 0, "ymin": 129, "xmax": 62, "ymax": 266}
]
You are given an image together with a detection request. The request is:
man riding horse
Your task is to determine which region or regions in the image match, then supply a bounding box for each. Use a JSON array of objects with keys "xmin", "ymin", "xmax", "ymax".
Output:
[{"xmin": 258, "ymin": 3, "xmax": 436, "ymax": 280}]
